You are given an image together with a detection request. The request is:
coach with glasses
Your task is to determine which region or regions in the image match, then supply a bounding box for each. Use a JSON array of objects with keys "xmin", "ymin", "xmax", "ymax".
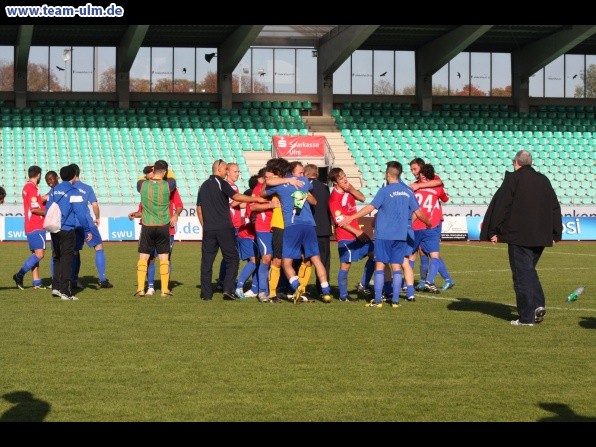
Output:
[{"xmin": 197, "ymin": 159, "xmax": 267, "ymax": 301}]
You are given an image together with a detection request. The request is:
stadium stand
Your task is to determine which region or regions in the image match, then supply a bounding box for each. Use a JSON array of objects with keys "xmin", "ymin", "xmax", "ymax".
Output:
[
  {"xmin": 332, "ymin": 102, "xmax": 595, "ymax": 205},
  {"xmin": 0, "ymin": 98, "xmax": 592, "ymax": 207},
  {"xmin": 0, "ymin": 100, "xmax": 311, "ymax": 206}
]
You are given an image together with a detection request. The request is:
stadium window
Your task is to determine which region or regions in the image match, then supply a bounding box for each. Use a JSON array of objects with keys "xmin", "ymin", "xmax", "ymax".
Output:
[
  {"xmin": 373, "ymin": 51, "xmax": 394, "ymax": 95},
  {"xmin": 565, "ymin": 54, "xmax": 585, "ymax": 98},
  {"xmin": 544, "ymin": 55, "xmax": 565, "ymax": 98},
  {"xmin": 351, "ymin": 50, "xmax": 373, "ymax": 95},
  {"xmin": 130, "ymin": 47, "xmax": 150, "ymax": 92},
  {"xmin": 471, "ymin": 52, "xmax": 490, "ymax": 97},
  {"xmin": 395, "ymin": 51, "xmax": 415, "ymax": 96},
  {"xmin": 151, "ymin": 47, "xmax": 173, "ymax": 92},
  {"xmin": 273, "ymin": 48, "xmax": 295, "ymax": 94},
  {"xmin": 491, "ymin": 53, "xmax": 511, "ymax": 97},
  {"xmin": 0, "ymin": 46, "xmax": 14, "ymax": 91}
]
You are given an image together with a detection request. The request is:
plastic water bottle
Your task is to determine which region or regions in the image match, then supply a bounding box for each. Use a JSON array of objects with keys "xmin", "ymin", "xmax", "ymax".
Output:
[{"xmin": 567, "ymin": 286, "xmax": 585, "ymax": 302}]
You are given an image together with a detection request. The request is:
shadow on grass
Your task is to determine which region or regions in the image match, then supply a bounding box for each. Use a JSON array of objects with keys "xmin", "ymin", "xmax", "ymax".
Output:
[
  {"xmin": 78, "ymin": 275, "xmax": 101, "ymax": 289},
  {"xmin": 169, "ymin": 280, "xmax": 183, "ymax": 290},
  {"xmin": 579, "ymin": 316, "xmax": 596, "ymax": 330},
  {"xmin": 1, "ymin": 390, "xmax": 50, "ymax": 422},
  {"xmin": 537, "ymin": 402, "xmax": 596, "ymax": 422},
  {"xmin": 446, "ymin": 297, "xmax": 516, "ymax": 322},
  {"xmin": 72, "ymin": 276, "xmax": 184, "ymax": 291}
]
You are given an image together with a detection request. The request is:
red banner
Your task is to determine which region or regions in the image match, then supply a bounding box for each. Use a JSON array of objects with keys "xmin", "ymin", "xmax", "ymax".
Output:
[{"xmin": 273, "ymin": 135, "xmax": 326, "ymax": 158}]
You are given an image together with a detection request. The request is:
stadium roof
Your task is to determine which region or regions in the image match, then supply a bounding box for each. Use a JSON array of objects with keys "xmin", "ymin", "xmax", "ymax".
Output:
[{"xmin": 0, "ymin": 25, "xmax": 594, "ymax": 55}]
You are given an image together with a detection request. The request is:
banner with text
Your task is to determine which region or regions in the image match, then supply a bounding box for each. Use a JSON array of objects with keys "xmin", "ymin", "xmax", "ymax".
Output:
[
  {"xmin": 272, "ymin": 135, "xmax": 326, "ymax": 159},
  {"xmin": 0, "ymin": 214, "xmax": 595, "ymax": 242},
  {"xmin": 466, "ymin": 216, "xmax": 596, "ymax": 242}
]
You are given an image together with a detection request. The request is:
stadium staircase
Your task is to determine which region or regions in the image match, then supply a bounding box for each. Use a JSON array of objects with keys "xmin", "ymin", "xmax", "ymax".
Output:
[{"xmin": 302, "ymin": 116, "xmax": 363, "ymax": 189}]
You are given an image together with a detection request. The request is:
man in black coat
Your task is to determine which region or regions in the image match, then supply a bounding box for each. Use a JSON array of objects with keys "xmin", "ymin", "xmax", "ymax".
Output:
[
  {"xmin": 304, "ymin": 164, "xmax": 332, "ymax": 296},
  {"xmin": 480, "ymin": 150, "xmax": 562, "ymax": 326},
  {"xmin": 197, "ymin": 159, "xmax": 267, "ymax": 301}
]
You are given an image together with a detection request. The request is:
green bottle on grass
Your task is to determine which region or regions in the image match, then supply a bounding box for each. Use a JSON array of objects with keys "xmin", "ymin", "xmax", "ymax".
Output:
[{"xmin": 567, "ymin": 286, "xmax": 585, "ymax": 302}]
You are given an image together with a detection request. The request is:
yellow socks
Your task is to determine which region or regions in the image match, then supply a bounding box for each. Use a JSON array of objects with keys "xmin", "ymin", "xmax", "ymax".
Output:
[
  {"xmin": 136, "ymin": 259, "xmax": 148, "ymax": 294},
  {"xmin": 298, "ymin": 262, "xmax": 312, "ymax": 290},
  {"xmin": 160, "ymin": 260, "xmax": 170, "ymax": 295},
  {"xmin": 269, "ymin": 265, "xmax": 280, "ymax": 297}
]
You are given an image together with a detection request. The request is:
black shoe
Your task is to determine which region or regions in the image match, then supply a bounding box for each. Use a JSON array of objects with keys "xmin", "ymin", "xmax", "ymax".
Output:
[
  {"xmin": 99, "ymin": 279, "xmax": 114, "ymax": 289},
  {"xmin": 216, "ymin": 283, "xmax": 224, "ymax": 292},
  {"xmin": 13, "ymin": 274, "xmax": 24, "ymax": 290},
  {"xmin": 356, "ymin": 283, "xmax": 372, "ymax": 297},
  {"xmin": 534, "ymin": 307, "xmax": 546, "ymax": 324},
  {"xmin": 201, "ymin": 296, "xmax": 213, "ymax": 301},
  {"xmin": 222, "ymin": 292, "xmax": 237, "ymax": 301},
  {"xmin": 424, "ymin": 282, "xmax": 440, "ymax": 294}
]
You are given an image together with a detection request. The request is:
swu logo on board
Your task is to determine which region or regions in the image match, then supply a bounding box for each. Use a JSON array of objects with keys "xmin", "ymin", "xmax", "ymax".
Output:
[
  {"xmin": 110, "ymin": 230, "xmax": 134, "ymax": 239},
  {"xmin": 4, "ymin": 216, "xmax": 26, "ymax": 240},
  {"xmin": 108, "ymin": 217, "xmax": 136, "ymax": 241}
]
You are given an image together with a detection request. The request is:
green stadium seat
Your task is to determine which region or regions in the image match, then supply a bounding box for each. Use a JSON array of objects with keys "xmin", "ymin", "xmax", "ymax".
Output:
[{"xmin": 302, "ymin": 101, "xmax": 312, "ymax": 115}]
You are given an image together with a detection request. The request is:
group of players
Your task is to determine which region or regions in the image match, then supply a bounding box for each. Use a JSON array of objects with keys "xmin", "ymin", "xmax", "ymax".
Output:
[
  {"xmin": 13, "ymin": 164, "xmax": 113, "ymax": 299},
  {"xmin": 12, "ymin": 155, "xmax": 455, "ymax": 306},
  {"xmin": 197, "ymin": 155, "xmax": 456, "ymax": 306}
]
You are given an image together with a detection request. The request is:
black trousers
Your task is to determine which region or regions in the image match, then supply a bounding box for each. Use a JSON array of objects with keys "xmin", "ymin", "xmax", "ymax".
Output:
[
  {"xmin": 508, "ymin": 244, "xmax": 546, "ymax": 324},
  {"xmin": 316, "ymin": 236, "xmax": 331, "ymax": 294},
  {"xmin": 200, "ymin": 227, "xmax": 239, "ymax": 299},
  {"xmin": 51, "ymin": 229, "xmax": 76, "ymax": 296}
]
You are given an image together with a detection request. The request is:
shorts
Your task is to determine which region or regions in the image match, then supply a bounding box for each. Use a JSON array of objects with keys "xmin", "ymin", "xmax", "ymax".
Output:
[
  {"xmin": 256, "ymin": 231, "xmax": 273, "ymax": 258},
  {"xmin": 238, "ymin": 236, "xmax": 258, "ymax": 260},
  {"xmin": 75, "ymin": 225, "xmax": 103, "ymax": 250},
  {"xmin": 406, "ymin": 228, "xmax": 416, "ymax": 254},
  {"xmin": 282, "ymin": 224, "xmax": 319, "ymax": 260},
  {"xmin": 412, "ymin": 225, "xmax": 441, "ymax": 255},
  {"xmin": 27, "ymin": 229, "xmax": 47, "ymax": 251},
  {"xmin": 374, "ymin": 239, "xmax": 409, "ymax": 264},
  {"xmin": 149, "ymin": 235, "xmax": 175, "ymax": 260},
  {"xmin": 337, "ymin": 238, "xmax": 374, "ymax": 264},
  {"xmin": 138, "ymin": 225, "xmax": 171, "ymax": 255},
  {"xmin": 272, "ymin": 227, "xmax": 284, "ymax": 259}
]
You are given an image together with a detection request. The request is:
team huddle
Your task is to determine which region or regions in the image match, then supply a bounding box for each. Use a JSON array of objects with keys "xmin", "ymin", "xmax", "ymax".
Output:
[{"xmin": 195, "ymin": 156, "xmax": 456, "ymax": 306}]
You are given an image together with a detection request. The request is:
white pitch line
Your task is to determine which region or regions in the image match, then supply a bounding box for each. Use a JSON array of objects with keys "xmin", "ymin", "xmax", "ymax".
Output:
[
  {"xmin": 445, "ymin": 243, "xmax": 596, "ymax": 257},
  {"xmin": 442, "ymin": 267, "xmax": 592, "ymax": 274}
]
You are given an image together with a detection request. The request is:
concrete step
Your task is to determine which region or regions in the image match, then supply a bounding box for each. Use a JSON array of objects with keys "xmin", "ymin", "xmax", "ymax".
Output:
[{"xmin": 241, "ymin": 127, "xmax": 364, "ymax": 191}]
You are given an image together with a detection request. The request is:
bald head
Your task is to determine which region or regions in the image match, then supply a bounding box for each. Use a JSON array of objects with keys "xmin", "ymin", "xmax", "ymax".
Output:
[
  {"xmin": 514, "ymin": 150, "xmax": 532, "ymax": 167},
  {"xmin": 212, "ymin": 159, "xmax": 227, "ymax": 176}
]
